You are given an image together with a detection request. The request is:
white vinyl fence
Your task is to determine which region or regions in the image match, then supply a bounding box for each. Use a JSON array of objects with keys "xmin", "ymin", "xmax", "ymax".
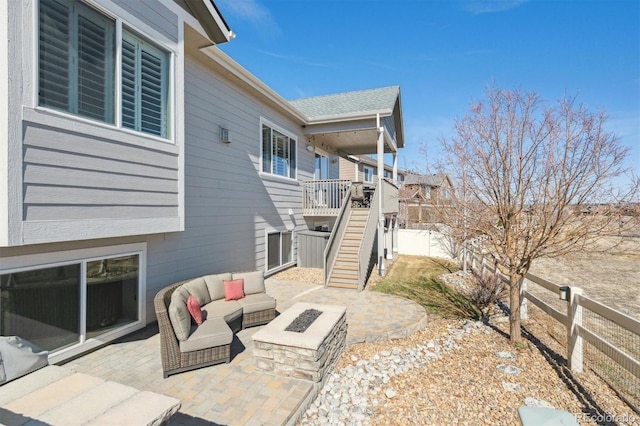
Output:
[{"xmin": 397, "ymin": 229, "xmax": 452, "ymax": 259}]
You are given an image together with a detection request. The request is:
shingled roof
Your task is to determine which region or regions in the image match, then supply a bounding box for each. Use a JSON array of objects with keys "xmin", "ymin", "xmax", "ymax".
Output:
[{"xmin": 289, "ymin": 86, "xmax": 400, "ymax": 119}]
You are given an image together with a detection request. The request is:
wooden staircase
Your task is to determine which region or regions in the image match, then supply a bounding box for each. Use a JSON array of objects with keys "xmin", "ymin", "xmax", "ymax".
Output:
[{"xmin": 326, "ymin": 208, "xmax": 370, "ymax": 289}]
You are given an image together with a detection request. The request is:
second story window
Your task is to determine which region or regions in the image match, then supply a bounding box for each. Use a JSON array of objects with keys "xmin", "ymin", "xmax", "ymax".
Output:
[
  {"xmin": 38, "ymin": 0, "xmax": 171, "ymax": 139},
  {"xmin": 261, "ymin": 123, "xmax": 296, "ymax": 179},
  {"xmin": 121, "ymin": 30, "xmax": 169, "ymax": 138},
  {"xmin": 39, "ymin": 0, "xmax": 116, "ymax": 123},
  {"xmin": 363, "ymin": 166, "xmax": 374, "ymax": 183}
]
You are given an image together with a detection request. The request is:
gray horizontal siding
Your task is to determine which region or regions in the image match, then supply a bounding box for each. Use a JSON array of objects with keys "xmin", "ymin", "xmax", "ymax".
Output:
[
  {"xmin": 114, "ymin": 0, "xmax": 178, "ymax": 42},
  {"xmin": 22, "ymin": 123, "xmax": 179, "ymax": 223},
  {"xmin": 144, "ymin": 48, "xmax": 314, "ymax": 291}
]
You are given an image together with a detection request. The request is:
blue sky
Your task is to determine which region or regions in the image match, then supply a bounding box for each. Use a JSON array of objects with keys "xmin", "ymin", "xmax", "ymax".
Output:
[{"xmin": 215, "ymin": 0, "xmax": 639, "ymax": 187}]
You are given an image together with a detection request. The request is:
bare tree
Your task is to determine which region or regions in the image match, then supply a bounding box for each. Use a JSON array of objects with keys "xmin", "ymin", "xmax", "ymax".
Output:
[{"xmin": 437, "ymin": 87, "xmax": 637, "ymax": 343}]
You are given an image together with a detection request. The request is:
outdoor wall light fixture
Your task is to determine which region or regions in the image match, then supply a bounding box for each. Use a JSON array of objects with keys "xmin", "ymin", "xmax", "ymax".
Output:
[
  {"xmin": 219, "ymin": 126, "xmax": 231, "ymax": 143},
  {"xmin": 306, "ymin": 144, "xmax": 314, "ymax": 152},
  {"xmin": 559, "ymin": 286, "xmax": 570, "ymax": 301}
]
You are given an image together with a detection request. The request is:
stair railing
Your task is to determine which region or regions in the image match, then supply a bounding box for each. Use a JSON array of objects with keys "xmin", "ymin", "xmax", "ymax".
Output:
[
  {"xmin": 323, "ymin": 184, "xmax": 353, "ymax": 287},
  {"xmin": 357, "ymin": 184, "xmax": 380, "ymax": 290}
]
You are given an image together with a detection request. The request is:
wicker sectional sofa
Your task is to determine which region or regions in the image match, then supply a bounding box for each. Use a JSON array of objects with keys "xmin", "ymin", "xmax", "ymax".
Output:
[{"xmin": 154, "ymin": 271, "xmax": 276, "ymax": 378}]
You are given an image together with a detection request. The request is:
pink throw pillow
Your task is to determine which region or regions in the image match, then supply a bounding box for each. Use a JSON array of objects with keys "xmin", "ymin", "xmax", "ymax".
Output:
[
  {"xmin": 223, "ymin": 279, "xmax": 245, "ymax": 301},
  {"xmin": 187, "ymin": 294, "xmax": 203, "ymax": 325}
]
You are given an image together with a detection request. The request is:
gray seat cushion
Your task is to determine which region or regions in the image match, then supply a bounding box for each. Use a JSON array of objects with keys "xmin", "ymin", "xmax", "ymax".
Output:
[
  {"xmin": 179, "ymin": 318, "xmax": 233, "ymax": 353},
  {"xmin": 203, "ymin": 273, "xmax": 233, "ymax": 301},
  {"xmin": 236, "ymin": 293, "xmax": 276, "ymax": 314},
  {"xmin": 168, "ymin": 286, "xmax": 191, "ymax": 341},
  {"xmin": 0, "ymin": 336, "xmax": 49, "ymax": 385},
  {"xmin": 232, "ymin": 271, "xmax": 265, "ymax": 295},
  {"xmin": 202, "ymin": 299, "xmax": 243, "ymax": 323},
  {"xmin": 182, "ymin": 277, "xmax": 211, "ymax": 305}
]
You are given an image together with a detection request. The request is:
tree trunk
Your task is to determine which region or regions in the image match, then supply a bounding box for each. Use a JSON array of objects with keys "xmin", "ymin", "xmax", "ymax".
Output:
[{"xmin": 509, "ymin": 274, "xmax": 522, "ymax": 343}]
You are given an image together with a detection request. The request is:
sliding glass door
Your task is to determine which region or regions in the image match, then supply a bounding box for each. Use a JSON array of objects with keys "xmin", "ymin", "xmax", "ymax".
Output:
[{"xmin": 0, "ymin": 254, "xmax": 140, "ymax": 352}]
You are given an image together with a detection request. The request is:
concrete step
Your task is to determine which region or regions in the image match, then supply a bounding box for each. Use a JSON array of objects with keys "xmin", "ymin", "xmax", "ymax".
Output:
[{"xmin": 0, "ymin": 366, "xmax": 180, "ymax": 426}]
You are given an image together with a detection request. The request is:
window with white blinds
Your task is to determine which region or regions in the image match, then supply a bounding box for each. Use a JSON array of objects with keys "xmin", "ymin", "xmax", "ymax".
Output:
[
  {"xmin": 39, "ymin": 0, "xmax": 115, "ymax": 123},
  {"xmin": 38, "ymin": 0, "xmax": 170, "ymax": 140},
  {"xmin": 121, "ymin": 31, "xmax": 168, "ymax": 138},
  {"xmin": 261, "ymin": 123, "xmax": 297, "ymax": 179}
]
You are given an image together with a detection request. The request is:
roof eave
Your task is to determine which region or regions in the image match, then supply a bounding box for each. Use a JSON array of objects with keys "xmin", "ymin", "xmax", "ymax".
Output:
[
  {"xmin": 186, "ymin": 0, "xmax": 234, "ymax": 44},
  {"xmin": 200, "ymin": 47, "xmax": 308, "ymax": 124},
  {"xmin": 305, "ymin": 109, "xmax": 394, "ymax": 125}
]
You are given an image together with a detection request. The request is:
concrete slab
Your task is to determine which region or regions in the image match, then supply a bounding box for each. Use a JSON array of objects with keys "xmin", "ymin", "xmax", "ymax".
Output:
[
  {"xmin": 90, "ymin": 391, "xmax": 181, "ymax": 426},
  {"xmin": 0, "ymin": 365, "xmax": 71, "ymax": 406}
]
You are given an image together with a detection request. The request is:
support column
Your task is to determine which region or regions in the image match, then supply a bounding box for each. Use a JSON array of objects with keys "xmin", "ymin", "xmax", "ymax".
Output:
[
  {"xmin": 386, "ymin": 218, "xmax": 393, "ymax": 260},
  {"xmin": 393, "ymin": 217, "xmax": 399, "ymax": 253},
  {"xmin": 392, "ymin": 153, "xmax": 398, "ymax": 183},
  {"xmin": 377, "ymin": 114, "xmax": 385, "ymax": 276}
]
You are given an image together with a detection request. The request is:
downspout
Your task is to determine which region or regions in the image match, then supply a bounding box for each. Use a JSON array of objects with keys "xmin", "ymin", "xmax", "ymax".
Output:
[{"xmin": 377, "ymin": 114, "xmax": 385, "ymax": 276}]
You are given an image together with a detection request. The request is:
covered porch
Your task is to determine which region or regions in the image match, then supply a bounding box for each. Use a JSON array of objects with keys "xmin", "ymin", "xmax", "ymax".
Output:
[{"xmin": 290, "ymin": 86, "xmax": 405, "ymax": 282}]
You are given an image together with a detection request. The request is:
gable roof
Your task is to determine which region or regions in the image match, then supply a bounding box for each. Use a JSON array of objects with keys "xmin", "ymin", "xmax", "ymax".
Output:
[
  {"xmin": 289, "ymin": 86, "xmax": 400, "ymax": 120},
  {"xmin": 404, "ymin": 173, "xmax": 450, "ymax": 187},
  {"xmin": 289, "ymin": 86, "xmax": 404, "ymax": 153}
]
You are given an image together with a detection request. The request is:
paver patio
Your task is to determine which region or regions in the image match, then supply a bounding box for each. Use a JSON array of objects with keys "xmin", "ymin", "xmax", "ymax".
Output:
[{"xmin": 59, "ymin": 278, "xmax": 428, "ymax": 425}]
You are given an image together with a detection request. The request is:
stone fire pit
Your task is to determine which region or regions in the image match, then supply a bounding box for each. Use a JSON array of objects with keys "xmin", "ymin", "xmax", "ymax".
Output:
[{"xmin": 252, "ymin": 302, "xmax": 347, "ymax": 383}]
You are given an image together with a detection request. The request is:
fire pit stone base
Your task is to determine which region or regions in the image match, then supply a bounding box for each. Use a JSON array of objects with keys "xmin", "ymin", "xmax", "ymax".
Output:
[{"xmin": 252, "ymin": 302, "xmax": 347, "ymax": 383}]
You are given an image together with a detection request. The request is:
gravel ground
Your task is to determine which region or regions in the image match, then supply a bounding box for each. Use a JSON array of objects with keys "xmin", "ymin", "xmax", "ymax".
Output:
[{"xmin": 278, "ymin": 267, "xmax": 639, "ymax": 425}]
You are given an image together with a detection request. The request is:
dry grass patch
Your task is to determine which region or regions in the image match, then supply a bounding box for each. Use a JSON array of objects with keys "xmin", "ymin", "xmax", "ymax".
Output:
[{"xmin": 370, "ymin": 256, "xmax": 481, "ymax": 320}]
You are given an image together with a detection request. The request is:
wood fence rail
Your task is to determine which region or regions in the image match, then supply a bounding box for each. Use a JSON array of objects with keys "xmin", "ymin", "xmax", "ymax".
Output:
[{"xmin": 463, "ymin": 246, "xmax": 640, "ymax": 409}]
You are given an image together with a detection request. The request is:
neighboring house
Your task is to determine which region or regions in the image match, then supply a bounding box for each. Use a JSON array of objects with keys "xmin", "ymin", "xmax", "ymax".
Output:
[
  {"xmin": 399, "ymin": 173, "xmax": 453, "ymax": 227},
  {"xmin": 338, "ymin": 155, "xmax": 406, "ymax": 186},
  {"xmin": 0, "ymin": 0, "xmax": 405, "ymax": 363}
]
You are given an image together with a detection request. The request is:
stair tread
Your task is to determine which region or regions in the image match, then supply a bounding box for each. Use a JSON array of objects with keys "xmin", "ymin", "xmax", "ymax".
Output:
[
  {"xmin": 330, "ymin": 275, "xmax": 358, "ymax": 281},
  {"xmin": 333, "ymin": 265, "xmax": 358, "ymax": 271},
  {"xmin": 327, "ymin": 283, "xmax": 359, "ymax": 289}
]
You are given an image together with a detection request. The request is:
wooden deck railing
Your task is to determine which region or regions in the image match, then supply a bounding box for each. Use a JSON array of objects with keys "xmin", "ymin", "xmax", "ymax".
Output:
[
  {"xmin": 357, "ymin": 185, "xmax": 380, "ymax": 291},
  {"xmin": 303, "ymin": 180, "xmax": 351, "ymax": 216}
]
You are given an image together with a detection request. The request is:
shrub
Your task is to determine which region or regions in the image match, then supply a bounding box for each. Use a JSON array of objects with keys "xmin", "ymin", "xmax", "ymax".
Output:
[{"xmin": 467, "ymin": 269, "xmax": 508, "ymax": 316}]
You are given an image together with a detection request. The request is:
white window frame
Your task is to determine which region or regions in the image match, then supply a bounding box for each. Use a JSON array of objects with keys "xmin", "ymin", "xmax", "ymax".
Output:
[
  {"xmin": 363, "ymin": 166, "xmax": 374, "ymax": 183},
  {"xmin": 265, "ymin": 229, "xmax": 295, "ymax": 274},
  {"xmin": 260, "ymin": 118, "xmax": 298, "ymax": 181},
  {"xmin": 0, "ymin": 243, "xmax": 147, "ymax": 364},
  {"xmin": 35, "ymin": 0, "xmax": 175, "ymax": 142}
]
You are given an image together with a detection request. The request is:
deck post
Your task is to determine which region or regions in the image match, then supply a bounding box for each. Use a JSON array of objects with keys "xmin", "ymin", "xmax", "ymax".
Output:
[
  {"xmin": 377, "ymin": 113, "xmax": 385, "ymax": 276},
  {"xmin": 568, "ymin": 287, "xmax": 584, "ymax": 372}
]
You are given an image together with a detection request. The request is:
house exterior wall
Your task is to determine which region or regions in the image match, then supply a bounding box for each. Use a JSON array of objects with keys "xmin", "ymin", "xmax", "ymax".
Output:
[
  {"xmin": 338, "ymin": 157, "xmax": 357, "ymax": 181},
  {"xmin": 150, "ymin": 44, "xmax": 312, "ymax": 289},
  {"xmin": 0, "ymin": 1, "xmax": 316, "ymax": 362},
  {"xmin": 1, "ymin": 0, "xmax": 185, "ymax": 247}
]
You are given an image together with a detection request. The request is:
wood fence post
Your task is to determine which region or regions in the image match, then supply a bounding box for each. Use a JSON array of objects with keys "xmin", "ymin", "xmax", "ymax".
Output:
[
  {"xmin": 519, "ymin": 276, "xmax": 528, "ymax": 320},
  {"xmin": 568, "ymin": 287, "xmax": 584, "ymax": 372}
]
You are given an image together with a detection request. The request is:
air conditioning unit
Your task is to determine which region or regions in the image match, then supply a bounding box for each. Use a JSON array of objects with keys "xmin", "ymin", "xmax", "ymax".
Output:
[{"xmin": 219, "ymin": 126, "xmax": 231, "ymax": 143}]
